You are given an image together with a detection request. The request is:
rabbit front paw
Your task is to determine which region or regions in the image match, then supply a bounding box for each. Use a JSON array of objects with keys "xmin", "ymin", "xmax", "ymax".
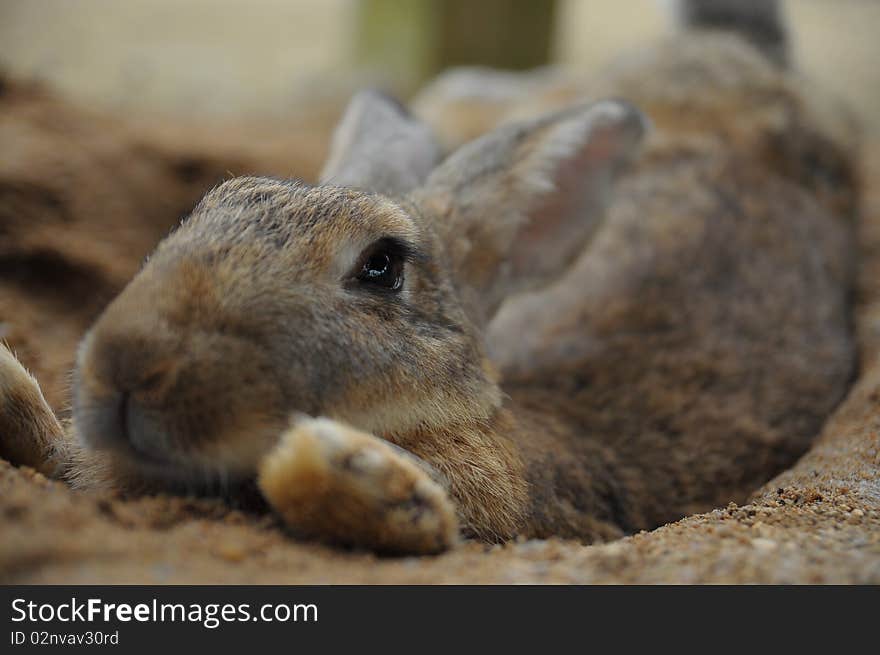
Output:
[
  {"xmin": 0, "ymin": 345, "xmax": 65, "ymax": 476},
  {"xmin": 258, "ymin": 417, "xmax": 458, "ymax": 554}
]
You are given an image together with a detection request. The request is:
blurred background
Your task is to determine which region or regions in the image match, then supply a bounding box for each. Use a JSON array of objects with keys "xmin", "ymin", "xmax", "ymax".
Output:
[{"xmin": 0, "ymin": 0, "xmax": 878, "ymax": 133}]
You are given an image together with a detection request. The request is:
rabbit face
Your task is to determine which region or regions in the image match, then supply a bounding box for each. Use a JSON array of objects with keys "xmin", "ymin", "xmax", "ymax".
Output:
[
  {"xmin": 71, "ymin": 93, "xmax": 645, "ymax": 486},
  {"xmin": 72, "ymin": 177, "xmax": 496, "ymax": 483}
]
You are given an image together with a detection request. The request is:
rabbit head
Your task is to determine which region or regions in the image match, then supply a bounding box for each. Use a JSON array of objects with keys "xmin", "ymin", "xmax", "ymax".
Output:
[{"xmin": 72, "ymin": 91, "xmax": 646, "ymax": 485}]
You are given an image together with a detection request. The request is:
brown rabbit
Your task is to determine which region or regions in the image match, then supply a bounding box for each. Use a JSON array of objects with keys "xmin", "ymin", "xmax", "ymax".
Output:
[{"xmin": 0, "ymin": 0, "xmax": 859, "ymax": 554}]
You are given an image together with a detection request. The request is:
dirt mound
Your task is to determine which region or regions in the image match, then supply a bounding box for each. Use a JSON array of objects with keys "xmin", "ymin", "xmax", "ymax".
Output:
[{"xmin": 1, "ymin": 78, "xmax": 878, "ymax": 583}]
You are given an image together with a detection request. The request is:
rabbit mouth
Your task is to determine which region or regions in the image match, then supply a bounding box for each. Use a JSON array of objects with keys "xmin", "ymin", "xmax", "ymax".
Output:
[
  {"xmin": 102, "ymin": 424, "xmax": 284, "ymax": 492},
  {"xmin": 117, "ymin": 446, "xmax": 256, "ymax": 490},
  {"xmin": 75, "ymin": 386, "xmax": 289, "ymax": 489}
]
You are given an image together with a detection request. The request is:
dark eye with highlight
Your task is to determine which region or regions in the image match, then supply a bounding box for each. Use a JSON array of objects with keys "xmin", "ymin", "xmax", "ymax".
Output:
[{"xmin": 352, "ymin": 238, "xmax": 407, "ymax": 292}]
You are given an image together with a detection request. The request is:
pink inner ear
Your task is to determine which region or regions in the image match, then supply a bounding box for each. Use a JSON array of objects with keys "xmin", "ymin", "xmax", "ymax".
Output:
[
  {"xmin": 586, "ymin": 129, "xmax": 617, "ymax": 161},
  {"xmin": 509, "ymin": 128, "xmax": 619, "ymax": 282}
]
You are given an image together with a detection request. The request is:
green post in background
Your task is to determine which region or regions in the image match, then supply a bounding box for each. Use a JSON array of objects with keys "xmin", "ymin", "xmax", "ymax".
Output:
[{"xmin": 356, "ymin": 0, "xmax": 558, "ymax": 94}]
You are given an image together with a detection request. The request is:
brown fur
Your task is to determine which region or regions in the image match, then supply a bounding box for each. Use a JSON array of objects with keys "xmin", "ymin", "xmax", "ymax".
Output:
[
  {"xmin": 259, "ymin": 418, "xmax": 458, "ymax": 554},
  {"xmin": 0, "ymin": 28, "xmax": 861, "ymax": 552},
  {"xmin": 0, "ymin": 346, "xmax": 65, "ymax": 476}
]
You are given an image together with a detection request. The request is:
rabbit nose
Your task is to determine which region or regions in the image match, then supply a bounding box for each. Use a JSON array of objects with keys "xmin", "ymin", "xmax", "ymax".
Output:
[
  {"xmin": 72, "ymin": 300, "xmax": 186, "ymax": 445},
  {"xmin": 116, "ymin": 361, "xmax": 179, "ymax": 445},
  {"xmin": 75, "ymin": 334, "xmax": 183, "ymax": 455},
  {"xmin": 116, "ymin": 388, "xmax": 173, "ymax": 464}
]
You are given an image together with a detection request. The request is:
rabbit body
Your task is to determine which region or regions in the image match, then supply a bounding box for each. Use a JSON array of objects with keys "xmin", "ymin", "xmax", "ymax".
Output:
[{"xmin": 0, "ymin": 3, "xmax": 860, "ymax": 553}]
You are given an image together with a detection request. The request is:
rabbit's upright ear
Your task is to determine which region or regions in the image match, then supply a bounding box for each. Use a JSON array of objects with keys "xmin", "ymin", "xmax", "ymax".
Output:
[
  {"xmin": 320, "ymin": 90, "xmax": 441, "ymax": 196},
  {"xmin": 414, "ymin": 100, "xmax": 648, "ymax": 326}
]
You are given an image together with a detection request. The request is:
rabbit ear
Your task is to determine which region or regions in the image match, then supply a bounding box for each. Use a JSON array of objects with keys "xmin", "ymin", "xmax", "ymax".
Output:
[
  {"xmin": 414, "ymin": 100, "xmax": 648, "ymax": 326},
  {"xmin": 320, "ymin": 90, "xmax": 441, "ymax": 196}
]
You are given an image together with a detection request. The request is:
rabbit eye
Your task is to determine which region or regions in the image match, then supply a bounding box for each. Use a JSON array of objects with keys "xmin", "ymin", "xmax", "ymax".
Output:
[{"xmin": 354, "ymin": 242, "xmax": 404, "ymax": 291}]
